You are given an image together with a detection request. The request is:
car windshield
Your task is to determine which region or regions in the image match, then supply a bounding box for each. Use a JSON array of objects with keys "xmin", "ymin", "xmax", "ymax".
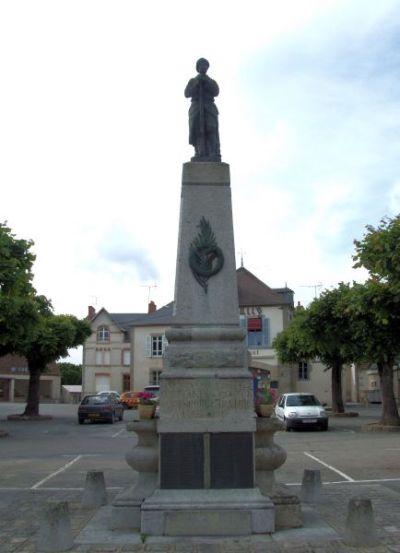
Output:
[
  {"xmin": 286, "ymin": 395, "xmax": 320, "ymax": 407},
  {"xmin": 81, "ymin": 396, "xmax": 109, "ymax": 405}
]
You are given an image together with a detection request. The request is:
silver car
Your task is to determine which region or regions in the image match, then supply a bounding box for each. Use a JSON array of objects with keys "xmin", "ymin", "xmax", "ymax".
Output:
[{"xmin": 275, "ymin": 393, "xmax": 328, "ymax": 431}]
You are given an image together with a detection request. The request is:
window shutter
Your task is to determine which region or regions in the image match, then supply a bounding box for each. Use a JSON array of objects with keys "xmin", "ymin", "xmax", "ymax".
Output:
[
  {"xmin": 145, "ymin": 336, "xmax": 152, "ymax": 358},
  {"xmin": 123, "ymin": 350, "xmax": 131, "ymax": 366},
  {"xmin": 239, "ymin": 317, "xmax": 248, "ymax": 346},
  {"xmin": 262, "ymin": 317, "xmax": 270, "ymax": 347},
  {"xmin": 162, "ymin": 335, "xmax": 168, "ymax": 354},
  {"xmin": 95, "ymin": 350, "xmax": 102, "ymax": 365},
  {"xmin": 104, "ymin": 350, "xmax": 111, "ymax": 365}
]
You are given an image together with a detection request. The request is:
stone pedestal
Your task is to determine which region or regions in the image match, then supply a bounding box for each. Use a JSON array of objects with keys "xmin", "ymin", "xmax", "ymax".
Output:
[
  {"xmin": 110, "ymin": 420, "xmax": 158, "ymax": 530},
  {"xmin": 255, "ymin": 417, "xmax": 302, "ymax": 529},
  {"xmin": 141, "ymin": 489, "xmax": 274, "ymax": 536},
  {"xmin": 148, "ymin": 161, "xmax": 273, "ymax": 535}
]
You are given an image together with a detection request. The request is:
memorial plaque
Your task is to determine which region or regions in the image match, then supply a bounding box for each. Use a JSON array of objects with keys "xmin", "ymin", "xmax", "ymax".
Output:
[
  {"xmin": 160, "ymin": 433, "xmax": 204, "ymax": 489},
  {"xmin": 210, "ymin": 433, "xmax": 254, "ymax": 488}
]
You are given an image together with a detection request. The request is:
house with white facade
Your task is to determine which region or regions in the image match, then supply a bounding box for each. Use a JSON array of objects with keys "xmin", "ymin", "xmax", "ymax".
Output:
[{"xmin": 81, "ymin": 267, "xmax": 344, "ymax": 405}]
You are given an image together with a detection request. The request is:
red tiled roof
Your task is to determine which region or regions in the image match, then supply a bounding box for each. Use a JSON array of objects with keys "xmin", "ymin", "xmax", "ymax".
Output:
[{"xmin": 237, "ymin": 267, "xmax": 287, "ymax": 307}]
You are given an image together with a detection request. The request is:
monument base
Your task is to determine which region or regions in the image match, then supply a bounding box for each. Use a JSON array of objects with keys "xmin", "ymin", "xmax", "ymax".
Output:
[
  {"xmin": 271, "ymin": 486, "xmax": 303, "ymax": 529},
  {"xmin": 141, "ymin": 489, "xmax": 274, "ymax": 536}
]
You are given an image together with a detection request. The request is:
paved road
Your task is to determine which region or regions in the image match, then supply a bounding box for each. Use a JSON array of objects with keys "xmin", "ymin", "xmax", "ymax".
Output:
[
  {"xmin": 1, "ymin": 403, "xmax": 399, "ymax": 491},
  {"xmin": 0, "ymin": 402, "xmax": 399, "ymax": 552}
]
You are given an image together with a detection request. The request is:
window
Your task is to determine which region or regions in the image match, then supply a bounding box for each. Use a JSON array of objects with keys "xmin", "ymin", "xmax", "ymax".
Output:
[
  {"xmin": 97, "ymin": 326, "xmax": 110, "ymax": 342},
  {"xmin": 298, "ymin": 361, "xmax": 308, "ymax": 380},
  {"xmin": 122, "ymin": 373, "xmax": 130, "ymax": 391},
  {"xmin": 122, "ymin": 350, "xmax": 131, "ymax": 366},
  {"xmin": 240, "ymin": 316, "xmax": 270, "ymax": 348},
  {"xmin": 95, "ymin": 348, "xmax": 111, "ymax": 365},
  {"xmin": 145, "ymin": 335, "xmax": 168, "ymax": 358},
  {"xmin": 150, "ymin": 370, "xmax": 162, "ymax": 385}
]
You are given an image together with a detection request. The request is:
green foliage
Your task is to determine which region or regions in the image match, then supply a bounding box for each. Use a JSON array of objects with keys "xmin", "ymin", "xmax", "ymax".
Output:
[
  {"xmin": 58, "ymin": 362, "xmax": 83, "ymax": 385},
  {"xmin": 353, "ymin": 215, "xmax": 400, "ymax": 284},
  {"xmin": 22, "ymin": 314, "xmax": 92, "ymax": 371},
  {"xmin": 0, "ymin": 223, "xmax": 39, "ymax": 355},
  {"xmin": 273, "ymin": 307, "xmax": 317, "ymax": 364}
]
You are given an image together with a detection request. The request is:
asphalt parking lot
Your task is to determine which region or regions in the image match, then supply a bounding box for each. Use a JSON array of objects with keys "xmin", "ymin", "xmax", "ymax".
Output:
[
  {"xmin": 0, "ymin": 402, "xmax": 399, "ymax": 491},
  {"xmin": 0, "ymin": 402, "xmax": 399, "ymax": 552}
]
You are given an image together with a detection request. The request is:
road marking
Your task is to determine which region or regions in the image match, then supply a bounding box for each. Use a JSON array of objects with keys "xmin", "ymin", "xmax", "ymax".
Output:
[
  {"xmin": 112, "ymin": 428, "xmax": 125, "ymax": 438},
  {"xmin": 303, "ymin": 452, "xmax": 354, "ymax": 481},
  {"xmin": 285, "ymin": 477, "xmax": 400, "ymax": 486},
  {"xmin": 31, "ymin": 455, "xmax": 83, "ymax": 489}
]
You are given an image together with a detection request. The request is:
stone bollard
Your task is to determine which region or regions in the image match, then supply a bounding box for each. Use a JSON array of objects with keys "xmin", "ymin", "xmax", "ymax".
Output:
[
  {"xmin": 344, "ymin": 497, "xmax": 379, "ymax": 546},
  {"xmin": 37, "ymin": 501, "xmax": 73, "ymax": 552},
  {"xmin": 82, "ymin": 470, "xmax": 107, "ymax": 507},
  {"xmin": 301, "ymin": 469, "xmax": 322, "ymax": 503}
]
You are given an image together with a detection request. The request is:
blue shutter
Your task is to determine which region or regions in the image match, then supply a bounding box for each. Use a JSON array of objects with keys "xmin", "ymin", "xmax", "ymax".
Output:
[
  {"xmin": 239, "ymin": 317, "xmax": 248, "ymax": 346},
  {"xmin": 262, "ymin": 317, "xmax": 270, "ymax": 347}
]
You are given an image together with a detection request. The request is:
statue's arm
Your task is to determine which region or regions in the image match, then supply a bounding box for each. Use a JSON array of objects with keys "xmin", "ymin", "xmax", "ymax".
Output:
[
  {"xmin": 184, "ymin": 78, "xmax": 199, "ymax": 98},
  {"xmin": 204, "ymin": 77, "xmax": 219, "ymax": 97}
]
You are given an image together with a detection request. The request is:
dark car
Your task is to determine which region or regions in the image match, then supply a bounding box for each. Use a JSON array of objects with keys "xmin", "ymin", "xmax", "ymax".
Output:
[{"xmin": 78, "ymin": 394, "xmax": 124, "ymax": 424}]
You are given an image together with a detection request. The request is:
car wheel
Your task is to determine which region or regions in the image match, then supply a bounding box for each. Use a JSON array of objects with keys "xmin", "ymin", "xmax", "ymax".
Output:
[
  {"xmin": 109, "ymin": 413, "xmax": 115, "ymax": 424},
  {"xmin": 284, "ymin": 418, "xmax": 291, "ymax": 432},
  {"xmin": 78, "ymin": 418, "xmax": 84, "ymax": 425},
  {"xmin": 321, "ymin": 423, "xmax": 328, "ymax": 431}
]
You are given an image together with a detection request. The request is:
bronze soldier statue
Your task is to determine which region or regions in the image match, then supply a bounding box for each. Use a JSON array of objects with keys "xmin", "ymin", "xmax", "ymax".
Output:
[{"xmin": 185, "ymin": 58, "xmax": 221, "ymax": 162}]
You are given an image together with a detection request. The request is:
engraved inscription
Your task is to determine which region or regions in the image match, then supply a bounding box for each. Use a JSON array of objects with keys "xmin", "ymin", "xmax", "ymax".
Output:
[{"xmin": 162, "ymin": 379, "xmax": 254, "ymax": 419}]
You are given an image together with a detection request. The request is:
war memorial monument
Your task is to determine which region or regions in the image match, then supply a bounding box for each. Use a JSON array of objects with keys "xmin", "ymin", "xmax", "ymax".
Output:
[{"xmin": 111, "ymin": 58, "xmax": 301, "ymax": 536}]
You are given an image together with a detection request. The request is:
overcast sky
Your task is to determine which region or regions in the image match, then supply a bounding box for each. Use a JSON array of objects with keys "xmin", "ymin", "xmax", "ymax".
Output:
[{"xmin": 2, "ymin": 1, "xmax": 400, "ymax": 362}]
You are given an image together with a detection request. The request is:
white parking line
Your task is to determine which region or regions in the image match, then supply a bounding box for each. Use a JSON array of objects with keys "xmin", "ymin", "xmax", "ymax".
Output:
[
  {"xmin": 31, "ymin": 455, "xmax": 83, "ymax": 489},
  {"xmin": 286, "ymin": 477, "xmax": 400, "ymax": 486},
  {"xmin": 304, "ymin": 452, "xmax": 354, "ymax": 482},
  {"xmin": 112, "ymin": 428, "xmax": 125, "ymax": 438}
]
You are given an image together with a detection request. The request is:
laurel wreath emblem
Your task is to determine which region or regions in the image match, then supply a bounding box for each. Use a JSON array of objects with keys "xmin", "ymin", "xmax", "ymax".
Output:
[{"xmin": 189, "ymin": 217, "xmax": 224, "ymax": 293}]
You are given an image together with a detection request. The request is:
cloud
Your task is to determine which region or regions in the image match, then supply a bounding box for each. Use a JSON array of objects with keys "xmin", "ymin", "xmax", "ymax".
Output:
[{"xmin": 97, "ymin": 225, "xmax": 159, "ymax": 282}]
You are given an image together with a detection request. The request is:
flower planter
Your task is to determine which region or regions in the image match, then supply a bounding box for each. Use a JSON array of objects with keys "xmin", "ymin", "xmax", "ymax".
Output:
[
  {"xmin": 138, "ymin": 404, "xmax": 156, "ymax": 419},
  {"xmin": 257, "ymin": 404, "xmax": 274, "ymax": 418}
]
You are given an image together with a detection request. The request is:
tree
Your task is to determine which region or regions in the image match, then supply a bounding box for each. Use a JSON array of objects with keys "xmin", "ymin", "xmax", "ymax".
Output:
[
  {"xmin": 58, "ymin": 362, "xmax": 83, "ymax": 385},
  {"xmin": 0, "ymin": 223, "xmax": 39, "ymax": 356},
  {"xmin": 273, "ymin": 284, "xmax": 355, "ymax": 413},
  {"xmin": 0, "ymin": 222, "xmax": 92, "ymax": 417},
  {"xmin": 353, "ymin": 215, "xmax": 400, "ymax": 283},
  {"xmin": 20, "ymin": 310, "xmax": 91, "ymax": 416},
  {"xmin": 343, "ymin": 281, "xmax": 400, "ymax": 426},
  {"xmin": 352, "ymin": 215, "xmax": 400, "ymax": 426}
]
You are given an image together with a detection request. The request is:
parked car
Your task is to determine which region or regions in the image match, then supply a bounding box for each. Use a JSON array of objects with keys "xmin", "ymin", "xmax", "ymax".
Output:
[
  {"xmin": 143, "ymin": 385, "xmax": 160, "ymax": 397},
  {"xmin": 120, "ymin": 391, "xmax": 141, "ymax": 410},
  {"xmin": 275, "ymin": 393, "xmax": 328, "ymax": 431},
  {"xmin": 78, "ymin": 394, "xmax": 124, "ymax": 424},
  {"xmin": 97, "ymin": 390, "xmax": 121, "ymax": 401}
]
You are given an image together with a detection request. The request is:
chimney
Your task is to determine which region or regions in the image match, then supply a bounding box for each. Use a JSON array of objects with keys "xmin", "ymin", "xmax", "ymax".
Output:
[
  {"xmin": 148, "ymin": 301, "xmax": 156, "ymax": 314},
  {"xmin": 87, "ymin": 305, "xmax": 96, "ymax": 319}
]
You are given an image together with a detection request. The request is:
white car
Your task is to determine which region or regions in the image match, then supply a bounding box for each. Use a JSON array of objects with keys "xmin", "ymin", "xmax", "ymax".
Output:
[{"xmin": 275, "ymin": 393, "xmax": 328, "ymax": 431}]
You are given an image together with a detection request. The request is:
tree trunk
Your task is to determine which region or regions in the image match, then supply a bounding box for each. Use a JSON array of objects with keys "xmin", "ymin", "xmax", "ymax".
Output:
[
  {"xmin": 378, "ymin": 361, "xmax": 400, "ymax": 426},
  {"xmin": 331, "ymin": 360, "xmax": 344, "ymax": 413},
  {"xmin": 23, "ymin": 362, "xmax": 41, "ymax": 416}
]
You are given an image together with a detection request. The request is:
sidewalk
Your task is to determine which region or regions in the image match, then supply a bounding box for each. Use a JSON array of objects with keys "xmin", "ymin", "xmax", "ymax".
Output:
[{"xmin": 1, "ymin": 482, "xmax": 400, "ymax": 552}]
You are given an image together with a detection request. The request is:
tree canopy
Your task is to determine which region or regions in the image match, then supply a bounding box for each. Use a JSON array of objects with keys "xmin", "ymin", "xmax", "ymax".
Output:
[
  {"xmin": 0, "ymin": 222, "xmax": 91, "ymax": 417},
  {"xmin": 58, "ymin": 362, "xmax": 83, "ymax": 386},
  {"xmin": 0, "ymin": 223, "xmax": 39, "ymax": 356}
]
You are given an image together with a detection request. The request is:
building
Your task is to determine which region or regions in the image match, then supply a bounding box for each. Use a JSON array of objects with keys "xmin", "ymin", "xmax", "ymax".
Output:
[
  {"xmin": 0, "ymin": 355, "xmax": 61, "ymax": 402},
  {"xmin": 82, "ymin": 266, "xmax": 341, "ymax": 405}
]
